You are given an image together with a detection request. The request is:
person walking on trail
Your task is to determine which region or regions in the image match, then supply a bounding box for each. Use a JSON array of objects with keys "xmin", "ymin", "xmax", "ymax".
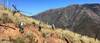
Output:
[{"xmin": 18, "ymin": 22, "xmax": 24, "ymax": 33}]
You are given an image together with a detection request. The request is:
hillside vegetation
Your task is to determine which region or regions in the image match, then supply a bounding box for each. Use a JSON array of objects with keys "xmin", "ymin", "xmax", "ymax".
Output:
[{"xmin": 0, "ymin": 4, "xmax": 100, "ymax": 43}]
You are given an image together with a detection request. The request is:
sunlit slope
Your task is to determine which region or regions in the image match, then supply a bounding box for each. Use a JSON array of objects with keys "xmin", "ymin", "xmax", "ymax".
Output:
[
  {"xmin": 0, "ymin": 5, "xmax": 40, "ymax": 25},
  {"xmin": 0, "ymin": 23, "xmax": 100, "ymax": 43}
]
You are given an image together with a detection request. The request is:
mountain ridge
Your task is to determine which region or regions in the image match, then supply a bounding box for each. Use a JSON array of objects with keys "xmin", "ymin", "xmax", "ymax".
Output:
[{"xmin": 32, "ymin": 3, "xmax": 100, "ymax": 40}]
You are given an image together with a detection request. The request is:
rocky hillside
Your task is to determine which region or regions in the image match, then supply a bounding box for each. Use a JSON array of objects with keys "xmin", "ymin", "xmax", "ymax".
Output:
[
  {"xmin": 1, "ymin": 23, "xmax": 100, "ymax": 43},
  {"xmin": 0, "ymin": 4, "xmax": 100, "ymax": 43},
  {"xmin": 32, "ymin": 3, "xmax": 100, "ymax": 40}
]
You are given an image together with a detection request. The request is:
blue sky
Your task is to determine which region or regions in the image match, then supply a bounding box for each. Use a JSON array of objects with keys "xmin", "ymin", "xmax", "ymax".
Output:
[{"xmin": 0, "ymin": 0, "xmax": 100, "ymax": 16}]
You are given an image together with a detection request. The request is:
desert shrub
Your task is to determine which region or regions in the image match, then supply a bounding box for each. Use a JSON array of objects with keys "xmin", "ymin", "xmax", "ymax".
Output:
[
  {"xmin": 12, "ymin": 30, "xmax": 38, "ymax": 43},
  {"xmin": 0, "ymin": 13, "xmax": 13, "ymax": 23},
  {"xmin": 24, "ymin": 30, "xmax": 38, "ymax": 43},
  {"xmin": 5, "ymin": 8, "xmax": 12, "ymax": 13},
  {"xmin": 13, "ymin": 37, "xmax": 25, "ymax": 43}
]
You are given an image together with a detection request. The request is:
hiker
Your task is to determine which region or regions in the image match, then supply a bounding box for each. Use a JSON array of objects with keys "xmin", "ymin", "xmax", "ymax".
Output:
[
  {"xmin": 18, "ymin": 22, "xmax": 24, "ymax": 33},
  {"xmin": 38, "ymin": 21, "xmax": 43, "ymax": 31},
  {"xmin": 51, "ymin": 24, "xmax": 55, "ymax": 30}
]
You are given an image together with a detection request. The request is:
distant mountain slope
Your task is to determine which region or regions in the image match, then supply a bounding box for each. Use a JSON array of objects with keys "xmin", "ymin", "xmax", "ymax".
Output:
[{"xmin": 32, "ymin": 3, "xmax": 100, "ymax": 39}]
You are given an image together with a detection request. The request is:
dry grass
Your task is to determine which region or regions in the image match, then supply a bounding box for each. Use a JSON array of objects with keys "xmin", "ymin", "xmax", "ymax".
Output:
[
  {"xmin": 0, "ymin": 5, "xmax": 40, "ymax": 25},
  {"xmin": 0, "ymin": 21, "xmax": 100, "ymax": 43}
]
